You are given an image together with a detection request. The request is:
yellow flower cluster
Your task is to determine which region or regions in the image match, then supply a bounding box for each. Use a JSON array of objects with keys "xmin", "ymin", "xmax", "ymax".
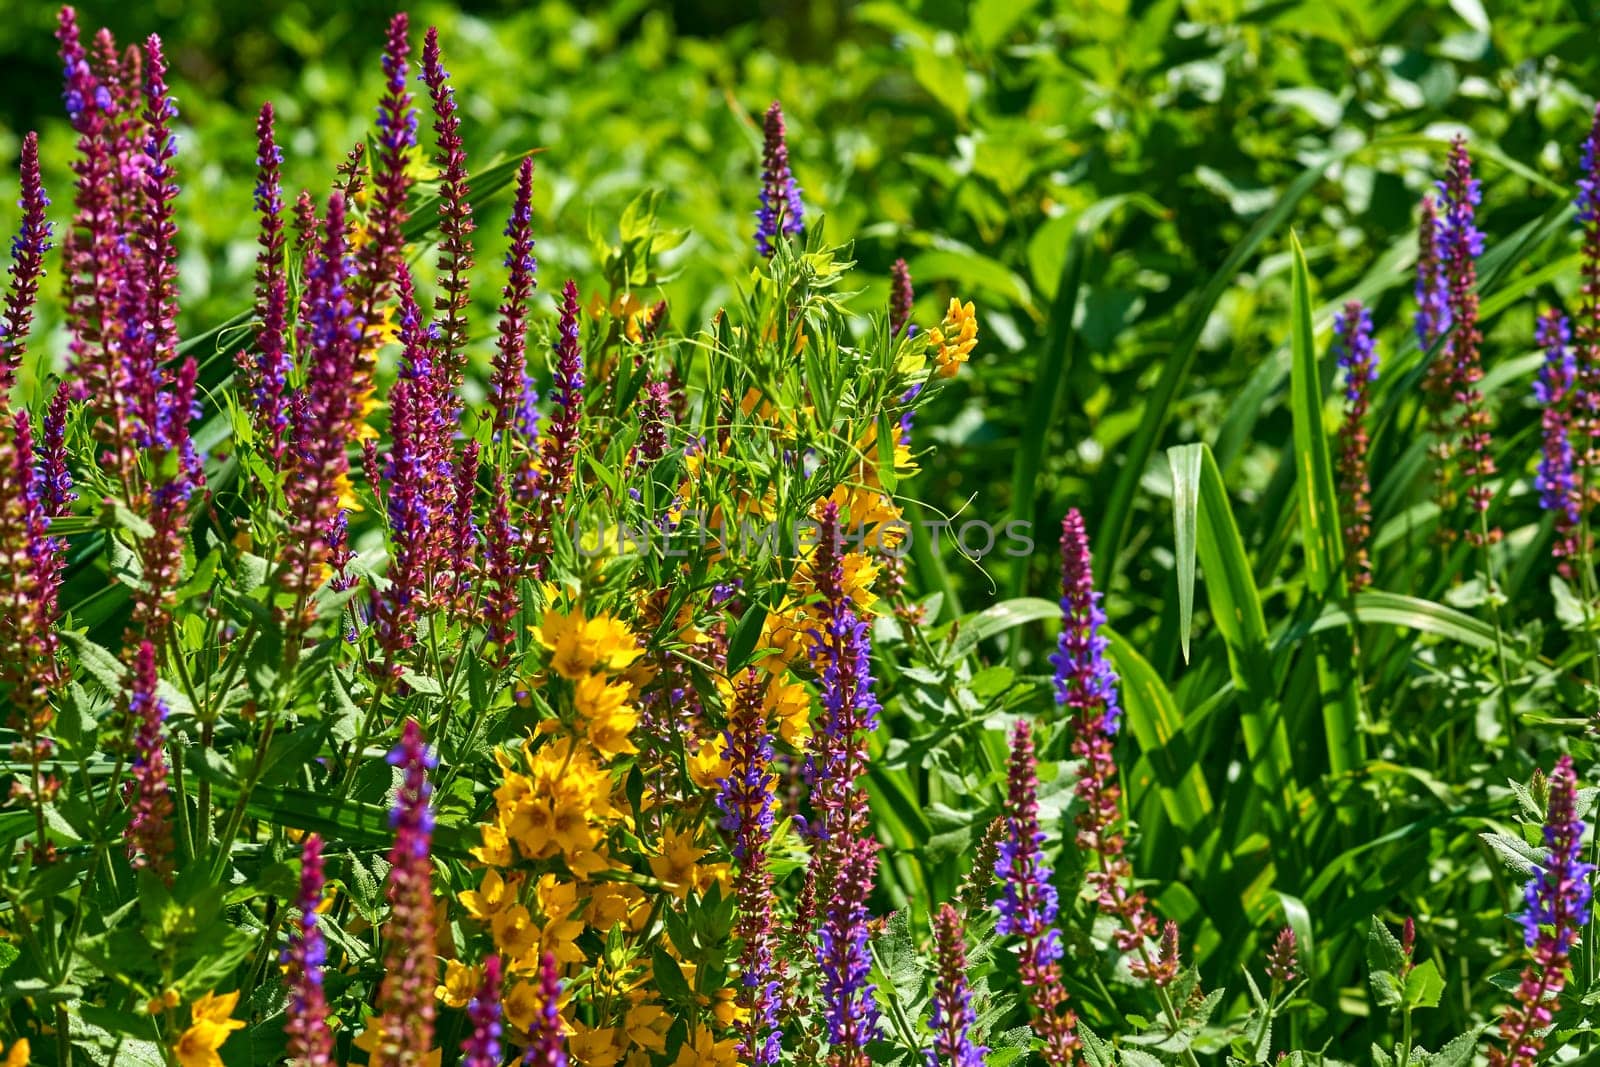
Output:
[
  {"xmin": 172, "ymin": 991, "xmax": 244, "ymax": 1067},
  {"xmin": 456, "ymin": 603, "xmax": 746, "ymax": 1065},
  {"xmin": 930, "ymin": 297, "xmax": 978, "ymax": 378},
  {"xmin": 1, "ymin": 1040, "xmax": 27, "ymax": 1067}
]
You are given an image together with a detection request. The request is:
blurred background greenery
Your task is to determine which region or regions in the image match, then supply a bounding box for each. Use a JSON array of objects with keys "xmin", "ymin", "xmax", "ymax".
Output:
[{"xmin": 7, "ymin": 0, "xmax": 1600, "ymax": 1053}]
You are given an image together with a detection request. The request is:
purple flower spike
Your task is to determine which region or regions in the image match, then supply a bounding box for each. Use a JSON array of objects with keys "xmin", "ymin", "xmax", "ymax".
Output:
[
  {"xmin": 1491, "ymin": 756, "xmax": 1595, "ymax": 1067},
  {"xmin": 421, "ymin": 26, "xmax": 474, "ymax": 381},
  {"xmin": 58, "ymin": 8, "xmax": 127, "ymax": 434},
  {"xmin": 39, "ymin": 386, "xmax": 75, "ymax": 518},
  {"xmin": 483, "ymin": 473, "xmax": 522, "ymax": 664},
  {"xmin": 1535, "ymin": 310, "xmax": 1580, "ymax": 571},
  {"xmin": 283, "ymin": 833, "xmax": 333, "ymax": 1067},
  {"xmin": 371, "ymin": 719, "xmax": 439, "ymax": 1062},
  {"xmin": 995, "ymin": 720, "xmax": 1079, "ymax": 1064},
  {"xmin": 460, "ymin": 955, "xmax": 504, "ymax": 1067},
  {"xmin": 527, "ymin": 280, "xmax": 585, "ymax": 578},
  {"xmin": 717, "ymin": 670, "xmax": 781, "ymax": 1066},
  {"xmin": 755, "ymin": 101, "xmax": 803, "ymax": 257},
  {"xmin": 1425, "ymin": 137, "xmax": 1498, "ymax": 545},
  {"xmin": 360, "ymin": 12, "xmax": 416, "ymax": 319},
  {"xmin": 890, "ymin": 257, "xmax": 914, "ymax": 339},
  {"xmin": 817, "ymin": 834, "xmax": 880, "ymax": 1064},
  {"xmin": 1334, "ymin": 301, "xmax": 1378, "ymax": 590},
  {"xmin": 491, "ymin": 157, "xmax": 538, "ymax": 444},
  {"xmin": 0, "ymin": 410, "xmax": 64, "ymax": 731},
  {"xmin": 1415, "ymin": 194, "xmax": 1450, "ymax": 352},
  {"xmin": 125, "ymin": 640, "xmax": 174, "ymax": 881},
  {"xmin": 1574, "ymin": 105, "xmax": 1600, "ymax": 478},
  {"xmin": 524, "ymin": 951, "xmax": 568, "ymax": 1066},
  {"xmin": 928, "ymin": 902, "xmax": 985, "ymax": 1067},
  {"xmin": 1051, "ymin": 508, "xmax": 1121, "ymax": 734},
  {"xmin": 0, "ymin": 131, "xmax": 52, "ymax": 394},
  {"xmin": 138, "ymin": 35, "xmax": 180, "ymax": 369},
  {"xmin": 250, "ymin": 102, "xmax": 291, "ymax": 460}
]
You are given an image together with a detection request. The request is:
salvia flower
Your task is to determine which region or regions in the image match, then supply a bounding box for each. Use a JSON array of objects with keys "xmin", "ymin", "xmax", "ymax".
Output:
[
  {"xmin": 482, "ymin": 472, "xmax": 522, "ymax": 664},
  {"xmin": 0, "ymin": 410, "xmax": 63, "ymax": 733},
  {"xmin": 58, "ymin": 8, "xmax": 125, "ymax": 421},
  {"xmin": 370, "ymin": 719, "xmax": 439, "ymax": 1065},
  {"xmin": 755, "ymin": 101, "xmax": 803, "ymax": 257},
  {"xmin": 527, "ymin": 280, "xmax": 585, "ymax": 577},
  {"xmin": 1334, "ymin": 301, "xmax": 1379, "ymax": 590},
  {"xmin": 1415, "ymin": 194, "xmax": 1450, "ymax": 353},
  {"xmin": 1052, "ymin": 510, "xmax": 1160, "ymax": 968},
  {"xmin": 1534, "ymin": 310, "xmax": 1580, "ymax": 569},
  {"xmin": 1490, "ymin": 755, "xmax": 1595, "ymax": 1067},
  {"xmin": 816, "ymin": 834, "xmax": 880, "ymax": 1064},
  {"xmin": 524, "ymin": 951, "xmax": 568, "ymax": 1067},
  {"xmin": 1575, "ymin": 104, "xmax": 1600, "ymax": 472},
  {"xmin": 125, "ymin": 640, "xmax": 174, "ymax": 881},
  {"xmin": 890, "ymin": 257, "xmax": 914, "ymax": 339},
  {"xmin": 490, "ymin": 157, "xmax": 538, "ymax": 445},
  {"xmin": 249, "ymin": 101, "xmax": 291, "ymax": 460},
  {"xmin": 994, "ymin": 720, "xmax": 1079, "ymax": 1064},
  {"xmin": 138, "ymin": 34, "xmax": 180, "ymax": 368},
  {"xmin": 421, "ymin": 26, "xmax": 474, "ymax": 379},
  {"xmin": 927, "ymin": 902, "xmax": 985, "ymax": 1067},
  {"xmin": 717, "ymin": 669, "xmax": 781, "ymax": 1066},
  {"xmin": 460, "ymin": 955, "xmax": 504, "ymax": 1067},
  {"xmin": 281, "ymin": 193, "xmax": 363, "ymax": 639},
  {"xmin": 360, "ymin": 12, "xmax": 417, "ymax": 320},
  {"xmin": 1434, "ymin": 137, "xmax": 1498, "ymax": 544},
  {"xmin": 282, "ymin": 834, "xmax": 333, "ymax": 1067},
  {"xmin": 39, "ymin": 386, "xmax": 75, "ymax": 517},
  {"xmin": 0, "ymin": 130, "xmax": 52, "ymax": 394},
  {"xmin": 1264, "ymin": 926, "xmax": 1297, "ymax": 987}
]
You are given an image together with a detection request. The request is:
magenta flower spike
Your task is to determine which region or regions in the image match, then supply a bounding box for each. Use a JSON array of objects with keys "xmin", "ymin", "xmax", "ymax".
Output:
[
  {"xmin": 1052, "ymin": 509, "xmax": 1161, "ymax": 972},
  {"xmin": 0, "ymin": 131, "xmax": 53, "ymax": 395},
  {"xmin": 1334, "ymin": 302, "xmax": 1379, "ymax": 590},
  {"xmin": 755, "ymin": 101, "xmax": 803, "ymax": 257},
  {"xmin": 995, "ymin": 719, "xmax": 1078, "ymax": 1064},
  {"xmin": 1439, "ymin": 137, "xmax": 1496, "ymax": 543},
  {"xmin": 125, "ymin": 640, "xmax": 174, "ymax": 881},
  {"xmin": 370, "ymin": 719, "xmax": 440, "ymax": 1064},
  {"xmin": 524, "ymin": 951, "xmax": 569, "ymax": 1066},
  {"xmin": 0, "ymin": 410, "xmax": 63, "ymax": 728},
  {"xmin": 1574, "ymin": 104, "xmax": 1600, "ymax": 474},
  {"xmin": 1535, "ymin": 311, "xmax": 1579, "ymax": 570},
  {"xmin": 889, "ymin": 257, "xmax": 914, "ymax": 340},
  {"xmin": 420, "ymin": 26, "xmax": 474, "ymax": 381},
  {"xmin": 717, "ymin": 670, "xmax": 781, "ymax": 1065},
  {"xmin": 283, "ymin": 834, "xmax": 333, "ymax": 1067},
  {"xmin": 39, "ymin": 386, "xmax": 75, "ymax": 518},
  {"xmin": 482, "ymin": 472, "xmax": 522, "ymax": 664},
  {"xmin": 927, "ymin": 902, "xmax": 985, "ymax": 1067},
  {"xmin": 359, "ymin": 12, "xmax": 417, "ymax": 321},
  {"xmin": 460, "ymin": 955, "xmax": 504, "ymax": 1067},
  {"xmin": 527, "ymin": 280, "xmax": 585, "ymax": 578},
  {"xmin": 250, "ymin": 101, "xmax": 291, "ymax": 460},
  {"xmin": 490, "ymin": 157, "xmax": 538, "ymax": 444},
  {"xmin": 1491, "ymin": 755, "xmax": 1595, "ymax": 1067}
]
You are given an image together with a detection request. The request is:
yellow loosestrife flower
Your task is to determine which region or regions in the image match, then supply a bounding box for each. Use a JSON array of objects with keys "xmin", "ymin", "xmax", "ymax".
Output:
[
  {"xmin": 929, "ymin": 297, "xmax": 978, "ymax": 378},
  {"xmin": 172, "ymin": 991, "xmax": 245, "ymax": 1067}
]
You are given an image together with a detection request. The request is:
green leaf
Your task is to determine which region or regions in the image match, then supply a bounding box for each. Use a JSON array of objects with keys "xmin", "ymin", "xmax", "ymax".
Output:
[
  {"xmin": 725, "ymin": 601, "xmax": 770, "ymax": 672},
  {"xmin": 1105, "ymin": 628, "xmax": 1214, "ymax": 830},
  {"xmin": 1286, "ymin": 231, "xmax": 1345, "ymax": 598},
  {"xmin": 1169, "ymin": 442, "xmax": 1201, "ymax": 663},
  {"xmin": 1404, "ymin": 958, "xmax": 1446, "ymax": 1010}
]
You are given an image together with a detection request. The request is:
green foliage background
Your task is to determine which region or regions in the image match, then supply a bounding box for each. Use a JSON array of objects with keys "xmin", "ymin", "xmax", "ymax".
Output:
[{"xmin": 7, "ymin": 0, "xmax": 1600, "ymax": 1058}]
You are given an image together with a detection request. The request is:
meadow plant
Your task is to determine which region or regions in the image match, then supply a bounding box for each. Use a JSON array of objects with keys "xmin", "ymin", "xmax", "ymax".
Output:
[{"xmin": 4, "ymin": 8, "xmax": 1600, "ymax": 1067}]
